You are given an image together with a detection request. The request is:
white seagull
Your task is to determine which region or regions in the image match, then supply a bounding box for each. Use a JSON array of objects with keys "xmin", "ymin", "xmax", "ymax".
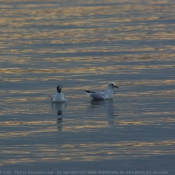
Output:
[
  {"xmin": 51, "ymin": 85, "xmax": 67, "ymax": 102},
  {"xmin": 85, "ymin": 82, "xmax": 119, "ymax": 100}
]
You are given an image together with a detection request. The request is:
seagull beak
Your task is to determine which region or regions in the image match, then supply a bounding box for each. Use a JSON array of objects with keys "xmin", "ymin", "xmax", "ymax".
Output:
[{"xmin": 113, "ymin": 85, "xmax": 119, "ymax": 88}]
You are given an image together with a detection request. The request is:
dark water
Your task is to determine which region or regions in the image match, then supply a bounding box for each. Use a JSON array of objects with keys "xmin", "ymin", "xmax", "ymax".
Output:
[{"xmin": 0, "ymin": 0, "xmax": 175, "ymax": 174}]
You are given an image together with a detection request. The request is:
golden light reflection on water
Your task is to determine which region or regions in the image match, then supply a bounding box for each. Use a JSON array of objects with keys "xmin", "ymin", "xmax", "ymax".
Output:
[
  {"xmin": 0, "ymin": 0, "xmax": 175, "ymax": 57},
  {"xmin": 0, "ymin": 115, "xmax": 175, "ymax": 138},
  {"xmin": 0, "ymin": 63, "xmax": 175, "ymax": 75},
  {"xmin": 1, "ymin": 140, "xmax": 175, "ymax": 166},
  {"xmin": 0, "ymin": 126, "xmax": 56, "ymax": 138}
]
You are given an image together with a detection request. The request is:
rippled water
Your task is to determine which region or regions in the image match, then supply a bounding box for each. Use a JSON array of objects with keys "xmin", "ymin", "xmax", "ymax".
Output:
[{"xmin": 0, "ymin": 0, "xmax": 175, "ymax": 174}]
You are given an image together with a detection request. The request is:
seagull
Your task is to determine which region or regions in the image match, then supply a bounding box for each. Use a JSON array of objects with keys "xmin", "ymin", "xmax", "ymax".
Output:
[
  {"xmin": 85, "ymin": 82, "xmax": 118, "ymax": 100},
  {"xmin": 51, "ymin": 85, "xmax": 67, "ymax": 102}
]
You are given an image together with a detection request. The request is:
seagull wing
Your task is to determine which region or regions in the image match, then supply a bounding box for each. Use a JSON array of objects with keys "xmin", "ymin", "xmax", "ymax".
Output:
[
  {"xmin": 85, "ymin": 90, "xmax": 105, "ymax": 100},
  {"xmin": 89, "ymin": 92, "xmax": 105, "ymax": 100}
]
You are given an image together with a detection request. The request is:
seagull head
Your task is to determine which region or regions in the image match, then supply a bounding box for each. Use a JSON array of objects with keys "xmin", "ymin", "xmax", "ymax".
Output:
[
  {"xmin": 56, "ymin": 85, "xmax": 62, "ymax": 93},
  {"xmin": 108, "ymin": 82, "xmax": 119, "ymax": 89}
]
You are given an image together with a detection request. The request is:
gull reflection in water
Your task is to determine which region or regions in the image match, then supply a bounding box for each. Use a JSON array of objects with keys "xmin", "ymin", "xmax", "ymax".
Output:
[
  {"xmin": 90, "ymin": 100, "xmax": 118, "ymax": 125},
  {"xmin": 51, "ymin": 102, "xmax": 67, "ymax": 131}
]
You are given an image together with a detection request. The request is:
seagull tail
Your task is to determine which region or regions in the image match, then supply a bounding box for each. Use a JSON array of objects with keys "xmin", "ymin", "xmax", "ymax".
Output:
[
  {"xmin": 85, "ymin": 90, "xmax": 90, "ymax": 95},
  {"xmin": 84, "ymin": 90, "xmax": 95, "ymax": 95}
]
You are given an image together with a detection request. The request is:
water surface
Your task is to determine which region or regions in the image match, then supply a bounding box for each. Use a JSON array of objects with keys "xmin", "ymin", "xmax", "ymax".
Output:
[{"xmin": 0, "ymin": 0, "xmax": 175, "ymax": 174}]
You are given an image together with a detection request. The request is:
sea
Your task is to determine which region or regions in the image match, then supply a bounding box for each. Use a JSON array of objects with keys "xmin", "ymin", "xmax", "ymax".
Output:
[{"xmin": 0, "ymin": 0, "xmax": 175, "ymax": 174}]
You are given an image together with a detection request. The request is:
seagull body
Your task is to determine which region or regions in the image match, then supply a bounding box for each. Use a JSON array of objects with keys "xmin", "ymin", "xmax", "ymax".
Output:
[
  {"xmin": 85, "ymin": 82, "xmax": 118, "ymax": 100},
  {"xmin": 51, "ymin": 85, "xmax": 67, "ymax": 102}
]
